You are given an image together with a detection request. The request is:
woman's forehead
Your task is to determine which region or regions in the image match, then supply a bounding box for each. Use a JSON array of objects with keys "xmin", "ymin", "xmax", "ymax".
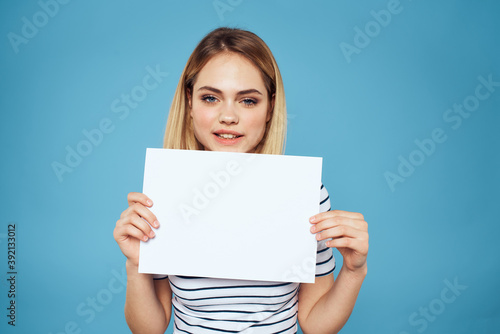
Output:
[{"xmin": 194, "ymin": 53, "xmax": 267, "ymax": 93}]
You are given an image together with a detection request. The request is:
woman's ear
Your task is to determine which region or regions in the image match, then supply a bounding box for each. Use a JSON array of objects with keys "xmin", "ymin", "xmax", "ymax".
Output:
[
  {"xmin": 267, "ymin": 93, "xmax": 275, "ymax": 122},
  {"xmin": 186, "ymin": 88, "xmax": 192, "ymax": 109}
]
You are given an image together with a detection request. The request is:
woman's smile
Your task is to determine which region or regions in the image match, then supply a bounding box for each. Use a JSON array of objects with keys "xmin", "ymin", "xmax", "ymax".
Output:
[{"xmin": 213, "ymin": 129, "xmax": 244, "ymax": 145}]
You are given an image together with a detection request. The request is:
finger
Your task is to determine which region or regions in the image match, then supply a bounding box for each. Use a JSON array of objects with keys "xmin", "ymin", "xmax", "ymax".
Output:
[
  {"xmin": 316, "ymin": 225, "xmax": 367, "ymax": 242},
  {"xmin": 127, "ymin": 192, "xmax": 154, "ymax": 208},
  {"xmin": 114, "ymin": 221, "xmax": 150, "ymax": 242},
  {"xmin": 132, "ymin": 202, "xmax": 159, "ymax": 228},
  {"xmin": 124, "ymin": 223, "xmax": 151, "ymax": 242},
  {"xmin": 127, "ymin": 215, "xmax": 156, "ymax": 239},
  {"xmin": 117, "ymin": 212, "xmax": 156, "ymax": 239},
  {"xmin": 310, "ymin": 210, "xmax": 364, "ymax": 224},
  {"xmin": 311, "ymin": 216, "xmax": 367, "ymax": 233},
  {"xmin": 122, "ymin": 202, "xmax": 159, "ymax": 228},
  {"xmin": 326, "ymin": 237, "xmax": 369, "ymax": 255}
]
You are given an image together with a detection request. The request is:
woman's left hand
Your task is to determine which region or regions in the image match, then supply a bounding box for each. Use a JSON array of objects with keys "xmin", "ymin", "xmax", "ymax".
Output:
[{"xmin": 309, "ymin": 210, "xmax": 369, "ymax": 273}]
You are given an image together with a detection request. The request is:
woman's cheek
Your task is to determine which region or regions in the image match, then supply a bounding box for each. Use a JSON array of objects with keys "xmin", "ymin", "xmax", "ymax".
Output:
[
  {"xmin": 193, "ymin": 107, "xmax": 216, "ymax": 129},
  {"xmin": 246, "ymin": 111, "xmax": 268, "ymax": 138}
]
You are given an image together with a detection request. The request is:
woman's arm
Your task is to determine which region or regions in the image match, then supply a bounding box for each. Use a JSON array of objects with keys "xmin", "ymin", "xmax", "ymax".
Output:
[
  {"xmin": 114, "ymin": 192, "xmax": 172, "ymax": 334},
  {"xmin": 298, "ymin": 265, "xmax": 366, "ymax": 333},
  {"xmin": 298, "ymin": 210, "xmax": 369, "ymax": 334},
  {"xmin": 124, "ymin": 261, "xmax": 172, "ymax": 334}
]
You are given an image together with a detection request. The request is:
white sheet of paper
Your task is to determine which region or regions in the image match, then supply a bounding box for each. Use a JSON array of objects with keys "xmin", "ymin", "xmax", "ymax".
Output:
[{"xmin": 138, "ymin": 148, "xmax": 323, "ymax": 283}]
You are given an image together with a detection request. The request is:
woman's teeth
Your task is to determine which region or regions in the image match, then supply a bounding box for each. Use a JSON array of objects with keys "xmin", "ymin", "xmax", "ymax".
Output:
[{"xmin": 217, "ymin": 133, "xmax": 239, "ymax": 139}]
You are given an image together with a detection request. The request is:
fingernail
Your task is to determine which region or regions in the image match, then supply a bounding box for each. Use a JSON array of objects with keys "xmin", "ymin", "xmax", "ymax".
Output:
[
  {"xmin": 147, "ymin": 199, "xmax": 153, "ymax": 206},
  {"xmin": 143, "ymin": 236, "xmax": 148, "ymax": 241},
  {"xmin": 149, "ymin": 231, "xmax": 155, "ymax": 238},
  {"xmin": 310, "ymin": 226, "xmax": 316, "ymax": 233},
  {"xmin": 310, "ymin": 216, "xmax": 316, "ymax": 223}
]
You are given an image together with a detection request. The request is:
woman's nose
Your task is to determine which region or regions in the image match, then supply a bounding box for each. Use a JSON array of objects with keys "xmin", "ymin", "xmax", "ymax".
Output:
[{"xmin": 218, "ymin": 102, "xmax": 239, "ymax": 124}]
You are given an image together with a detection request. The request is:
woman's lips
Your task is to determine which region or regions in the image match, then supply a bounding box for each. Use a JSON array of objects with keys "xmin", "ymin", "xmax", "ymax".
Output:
[{"xmin": 213, "ymin": 133, "xmax": 244, "ymax": 145}]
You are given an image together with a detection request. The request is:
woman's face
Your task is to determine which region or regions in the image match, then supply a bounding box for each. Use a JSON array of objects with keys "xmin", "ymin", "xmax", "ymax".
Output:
[{"xmin": 188, "ymin": 52, "xmax": 273, "ymax": 153}]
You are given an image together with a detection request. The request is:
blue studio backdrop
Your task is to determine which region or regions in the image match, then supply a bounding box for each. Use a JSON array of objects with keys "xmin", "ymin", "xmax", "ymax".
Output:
[{"xmin": 1, "ymin": 1, "xmax": 499, "ymax": 333}]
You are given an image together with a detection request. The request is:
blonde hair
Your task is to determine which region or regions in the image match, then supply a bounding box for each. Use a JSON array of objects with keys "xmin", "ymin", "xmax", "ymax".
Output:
[{"xmin": 163, "ymin": 27, "xmax": 287, "ymax": 155}]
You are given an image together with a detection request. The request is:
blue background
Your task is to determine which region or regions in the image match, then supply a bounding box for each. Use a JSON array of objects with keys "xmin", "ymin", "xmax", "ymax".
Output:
[{"xmin": 1, "ymin": 0, "xmax": 499, "ymax": 333}]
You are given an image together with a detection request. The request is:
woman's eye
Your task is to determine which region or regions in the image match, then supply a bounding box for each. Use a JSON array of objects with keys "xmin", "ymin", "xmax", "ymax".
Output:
[
  {"xmin": 242, "ymin": 98, "xmax": 257, "ymax": 106},
  {"xmin": 202, "ymin": 95, "xmax": 218, "ymax": 103}
]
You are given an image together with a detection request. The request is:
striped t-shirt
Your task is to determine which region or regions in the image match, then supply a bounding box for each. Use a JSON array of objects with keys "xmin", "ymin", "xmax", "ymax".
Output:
[{"xmin": 154, "ymin": 184, "xmax": 335, "ymax": 333}]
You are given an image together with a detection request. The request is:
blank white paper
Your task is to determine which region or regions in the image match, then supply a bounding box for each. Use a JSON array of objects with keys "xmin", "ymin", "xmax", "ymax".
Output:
[{"xmin": 138, "ymin": 148, "xmax": 323, "ymax": 283}]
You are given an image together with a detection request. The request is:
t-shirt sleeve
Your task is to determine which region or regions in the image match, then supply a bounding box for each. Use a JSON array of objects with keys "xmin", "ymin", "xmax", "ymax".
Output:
[{"xmin": 315, "ymin": 184, "xmax": 336, "ymax": 277}]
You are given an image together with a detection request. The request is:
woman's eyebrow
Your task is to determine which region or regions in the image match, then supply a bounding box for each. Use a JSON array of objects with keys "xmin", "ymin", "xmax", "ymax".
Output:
[{"xmin": 197, "ymin": 86, "xmax": 263, "ymax": 96}]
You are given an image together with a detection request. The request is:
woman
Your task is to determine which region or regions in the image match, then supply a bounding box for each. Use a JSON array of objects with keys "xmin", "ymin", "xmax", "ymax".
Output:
[{"xmin": 113, "ymin": 27, "xmax": 369, "ymax": 334}]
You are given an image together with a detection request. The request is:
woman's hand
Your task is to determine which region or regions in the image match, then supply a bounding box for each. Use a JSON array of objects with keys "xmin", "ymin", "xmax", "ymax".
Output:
[
  {"xmin": 113, "ymin": 192, "xmax": 159, "ymax": 268},
  {"xmin": 309, "ymin": 210, "xmax": 369, "ymax": 273}
]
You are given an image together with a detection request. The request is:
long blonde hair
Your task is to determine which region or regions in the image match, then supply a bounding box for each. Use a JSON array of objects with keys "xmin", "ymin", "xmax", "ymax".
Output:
[{"xmin": 163, "ymin": 27, "xmax": 287, "ymax": 154}]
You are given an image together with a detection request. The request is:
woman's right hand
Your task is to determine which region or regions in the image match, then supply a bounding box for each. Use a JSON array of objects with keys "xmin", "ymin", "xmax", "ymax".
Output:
[{"xmin": 113, "ymin": 192, "xmax": 159, "ymax": 268}]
